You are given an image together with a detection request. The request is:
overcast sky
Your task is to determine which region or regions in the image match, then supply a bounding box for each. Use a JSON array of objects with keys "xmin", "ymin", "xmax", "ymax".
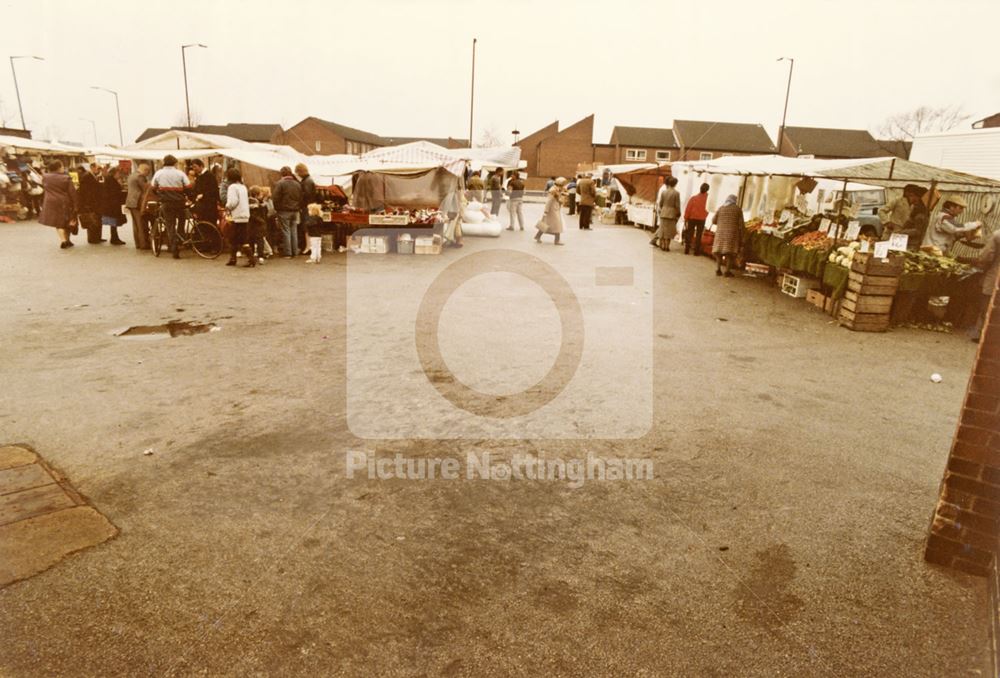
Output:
[{"xmin": 3, "ymin": 0, "xmax": 998, "ymax": 148}]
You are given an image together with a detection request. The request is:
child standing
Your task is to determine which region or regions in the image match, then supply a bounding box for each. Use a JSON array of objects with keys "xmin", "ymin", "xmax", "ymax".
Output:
[
  {"xmin": 304, "ymin": 203, "xmax": 324, "ymax": 264},
  {"xmin": 248, "ymin": 186, "xmax": 268, "ymax": 266}
]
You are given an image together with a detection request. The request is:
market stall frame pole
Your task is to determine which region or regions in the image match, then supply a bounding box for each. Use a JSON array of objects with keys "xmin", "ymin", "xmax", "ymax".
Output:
[
  {"xmin": 9, "ymin": 55, "xmax": 44, "ymax": 131},
  {"xmin": 90, "ymin": 86, "xmax": 123, "ymax": 147},
  {"xmin": 776, "ymin": 57, "xmax": 795, "ymax": 155},
  {"xmin": 180, "ymin": 44, "xmax": 207, "ymax": 130},
  {"xmin": 468, "ymin": 38, "xmax": 477, "ymax": 149}
]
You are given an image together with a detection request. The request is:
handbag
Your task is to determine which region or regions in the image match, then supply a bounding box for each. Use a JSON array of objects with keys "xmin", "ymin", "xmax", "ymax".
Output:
[{"xmin": 29, "ymin": 186, "xmax": 43, "ymax": 196}]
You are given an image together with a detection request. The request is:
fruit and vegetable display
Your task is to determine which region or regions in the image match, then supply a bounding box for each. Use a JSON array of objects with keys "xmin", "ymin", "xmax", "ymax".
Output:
[
  {"xmin": 789, "ymin": 231, "xmax": 833, "ymax": 250},
  {"xmin": 826, "ymin": 241, "xmax": 862, "ymax": 267},
  {"xmin": 901, "ymin": 250, "xmax": 976, "ymax": 275}
]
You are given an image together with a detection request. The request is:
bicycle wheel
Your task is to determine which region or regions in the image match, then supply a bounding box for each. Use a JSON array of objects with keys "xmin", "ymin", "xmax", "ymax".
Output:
[
  {"xmin": 150, "ymin": 217, "xmax": 165, "ymax": 257},
  {"xmin": 191, "ymin": 221, "xmax": 224, "ymax": 259}
]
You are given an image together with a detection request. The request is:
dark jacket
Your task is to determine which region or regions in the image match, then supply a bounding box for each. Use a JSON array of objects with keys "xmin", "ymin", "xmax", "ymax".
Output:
[
  {"xmin": 39, "ymin": 172, "xmax": 77, "ymax": 229},
  {"xmin": 507, "ymin": 177, "xmax": 525, "ymax": 200},
  {"xmin": 299, "ymin": 174, "xmax": 317, "ymax": 210},
  {"xmin": 193, "ymin": 171, "xmax": 219, "ymax": 221},
  {"xmin": 99, "ymin": 176, "xmax": 127, "ymax": 225},
  {"xmin": 273, "ymin": 176, "xmax": 303, "ymax": 212},
  {"xmin": 77, "ymin": 170, "xmax": 101, "ymax": 214}
]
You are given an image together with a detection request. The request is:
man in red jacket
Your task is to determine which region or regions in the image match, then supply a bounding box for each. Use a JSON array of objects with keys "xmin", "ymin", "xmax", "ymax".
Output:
[{"xmin": 683, "ymin": 182, "xmax": 710, "ymax": 256}]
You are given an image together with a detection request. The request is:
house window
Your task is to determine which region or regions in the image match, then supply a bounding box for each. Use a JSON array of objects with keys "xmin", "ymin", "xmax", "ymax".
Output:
[
  {"xmin": 722, "ymin": 153, "xmax": 734, "ymax": 157},
  {"xmin": 655, "ymin": 150, "xmax": 670, "ymax": 161},
  {"xmin": 625, "ymin": 148, "xmax": 647, "ymax": 161},
  {"xmin": 699, "ymin": 152, "xmax": 713, "ymax": 161}
]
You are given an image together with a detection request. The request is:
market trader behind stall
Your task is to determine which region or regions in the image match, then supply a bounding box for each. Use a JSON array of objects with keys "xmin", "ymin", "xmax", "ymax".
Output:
[
  {"xmin": 150, "ymin": 154, "xmax": 191, "ymax": 259},
  {"xmin": 922, "ymin": 195, "xmax": 981, "ymax": 255},
  {"xmin": 879, "ymin": 183, "xmax": 928, "ymax": 249}
]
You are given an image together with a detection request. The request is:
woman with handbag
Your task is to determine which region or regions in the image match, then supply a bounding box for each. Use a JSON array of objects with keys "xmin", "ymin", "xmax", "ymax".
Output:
[
  {"xmin": 534, "ymin": 177, "xmax": 567, "ymax": 246},
  {"xmin": 38, "ymin": 160, "xmax": 78, "ymax": 249}
]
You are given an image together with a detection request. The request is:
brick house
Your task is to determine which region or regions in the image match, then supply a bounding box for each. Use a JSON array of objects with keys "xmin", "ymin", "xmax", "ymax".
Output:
[
  {"xmin": 778, "ymin": 126, "xmax": 908, "ymax": 159},
  {"xmin": 672, "ymin": 120, "xmax": 776, "ymax": 160},
  {"xmin": 280, "ymin": 117, "xmax": 468, "ymax": 156},
  {"xmin": 607, "ymin": 126, "xmax": 678, "ymax": 164},
  {"xmin": 516, "ymin": 115, "xmax": 603, "ymax": 189},
  {"xmin": 135, "ymin": 123, "xmax": 284, "ymax": 144},
  {"xmin": 972, "ymin": 113, "xmax": 1000, "ymax": 129}
]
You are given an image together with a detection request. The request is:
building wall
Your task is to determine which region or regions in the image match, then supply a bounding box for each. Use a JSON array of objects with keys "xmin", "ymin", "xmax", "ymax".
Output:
[
  {"xmin": 280, "ymin": 118, "xmax": 347, "ymax": 156},
  {"xmin": 675, "ymin": 149, "xmax": 757, "ymax": 161},
  {"xmin": 531, "ymin": 115, "xmax": 595, "ymax": 189},
  {"xmin": 925, "ymin": 271, "xmax": 1000, "ymax": 577},
  {"xmin": 516, "ymin": 121, "xmax": 559, "ymax": 184}
]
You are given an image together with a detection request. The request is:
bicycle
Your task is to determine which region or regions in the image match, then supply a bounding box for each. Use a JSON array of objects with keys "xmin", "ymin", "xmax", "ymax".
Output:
[{"xmin": 149, "ymin": 204, "xmax": 223, "ymax": 259}]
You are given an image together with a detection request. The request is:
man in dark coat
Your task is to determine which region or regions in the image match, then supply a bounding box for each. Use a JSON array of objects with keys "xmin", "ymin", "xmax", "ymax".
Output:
[
  {"xmin": 76, "ymin": 163, "xmax": 104, "ymax": 244},
  {"xmin": 190, "ymin": 158, "xmax": 220, "ymax": 223},
  {"xmin": 295, "ymin": 163, "xmax": 317, "ymax": 254}
]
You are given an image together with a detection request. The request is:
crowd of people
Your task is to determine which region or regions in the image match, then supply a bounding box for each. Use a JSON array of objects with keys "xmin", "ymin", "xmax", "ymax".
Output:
[{"xmin": 38, "ymin": 156, "xmax": 323, "ymax": 266}]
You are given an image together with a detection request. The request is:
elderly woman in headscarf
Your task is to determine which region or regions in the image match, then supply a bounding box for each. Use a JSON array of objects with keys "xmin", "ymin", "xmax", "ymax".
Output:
[
  {"xmin": 712, "ymin": 194, "xmax": 744, "ymax": 277},
  {"xmin": 534, "ymin": 177, "xmax": 566, "ymax": 245}
]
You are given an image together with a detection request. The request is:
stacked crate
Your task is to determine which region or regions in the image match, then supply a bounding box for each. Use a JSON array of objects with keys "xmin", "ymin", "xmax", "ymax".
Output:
[{"xmin": 838, "ymin": 252, "xmax": 904, "ymax": 332}]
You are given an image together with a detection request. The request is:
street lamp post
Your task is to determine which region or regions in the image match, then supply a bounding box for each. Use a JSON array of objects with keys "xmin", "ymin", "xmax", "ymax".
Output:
[
  {"xmin": 91, "ymin": 86, "xmax": 123, "ymax": 146},
  {"xmin": 79, "ymin": 118, "xmax": 98, "ymax": 146},
  {"xmin": 9, "ymin": 55, "xmax": 44, "ymax": 130},
  {"xmin": 776, "ymin": 57, "xmax": 795, "ymax": 156},
  {"xmin": 181, "ymin": 43, "xmax": 207, "ymax": 129},
  {"xmin": 468, "ymin": 38, "xmax": 476, "ymax": 148}
]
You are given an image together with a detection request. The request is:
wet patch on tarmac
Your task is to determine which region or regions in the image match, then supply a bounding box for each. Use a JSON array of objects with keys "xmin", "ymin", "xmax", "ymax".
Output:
[
  {"xmin": 113, "ymin": 320, "xmax": 219, "ymax": 340},
  {"xmin": 734, "ymin": 543, "xmax": 805, "ymax": 629}
]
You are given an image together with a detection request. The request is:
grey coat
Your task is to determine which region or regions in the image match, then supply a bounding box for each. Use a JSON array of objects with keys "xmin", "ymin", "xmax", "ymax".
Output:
[{"xmin": 126, "ymin": 173, "xmax": 148, "ymax": 209}]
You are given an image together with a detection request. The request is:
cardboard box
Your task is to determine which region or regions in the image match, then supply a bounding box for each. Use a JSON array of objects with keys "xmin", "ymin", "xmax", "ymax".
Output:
[
  {"xmin": 806, "ymin": 289, "xmax": 826, "ymax": 309},
  {"xmin": 415, "ymin": 235, "xmax": 443, "ymax": 255}
]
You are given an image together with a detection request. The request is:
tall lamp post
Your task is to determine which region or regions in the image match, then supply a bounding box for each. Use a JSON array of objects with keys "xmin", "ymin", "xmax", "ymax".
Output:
[
  {"xmin": 776, "ymin": 57, "xmax": 795, "ymax": 156},
  {"xmin": 91, "ymin": 86, "xmax": 123, "ymax": 146},
  {"xmin": 181, "ymin": 43, "xmax": 207, "ymax": 129},
  {"xmin": 79, "ymin": 118, "xmax": 98, "ymax": 146},
  {"xmin": 468, "ymin": 38, "xmax": 477, "ymax": 148},
  {"xmin": 9, "ymin": 55, "xmax": 44, "ymax": 130}
]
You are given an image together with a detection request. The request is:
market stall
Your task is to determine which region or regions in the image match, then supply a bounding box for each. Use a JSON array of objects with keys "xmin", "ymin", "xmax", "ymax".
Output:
[{"xmin": 670, "ymin": 155, "xmax": 1000, "ymax": 331}]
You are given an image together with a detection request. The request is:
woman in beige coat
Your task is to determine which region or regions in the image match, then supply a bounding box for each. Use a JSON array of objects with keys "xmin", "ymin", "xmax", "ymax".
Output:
[{"xmin": 534, "ymin": 177, "xmax": 566, "ymax": 245}]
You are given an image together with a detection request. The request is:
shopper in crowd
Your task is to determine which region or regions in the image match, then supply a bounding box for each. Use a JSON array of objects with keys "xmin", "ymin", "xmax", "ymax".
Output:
[
  {"xmin": 576, "ymin": 173, "xmax": 596, "ymax": 230},
  {"xmin": 544, "ymin": 176, "xmax": 555, "ymax": 193},
  {"xmin": 150, "ymin": 154, "xmax": 191, "ymax": 259},
  {"xmin": 126, "ymin": 163, "xmax": 151, "ymax": 250},
  {"xmin": 488, "ymin": 169, "xmax": 503, "ymax": 217},
  {"xmin": 273, "ymin": 166, "xmax": 303, "ymax": 258},
  {"xmin": 77, "ymin": 163, "xmax": 104, "ymax": 244},
  {"xmin": 303, "ymin": 203, "xmax": 325, "ymax": 264},
  {"xmin": 225, "ymin": 167, "xmax": 251, "ymax": 267},
  {"xmin": 922, "ymin": 195, "xmax": 980, "ymax": 255},
  {"xmin": 682, "ymin": 183, "xmax": 710, "ymax": 255},
  {"xmin": 506, "ymin": 172, "xmax": 526, "ymax": 231},
  {"xmin": 296, "ymin": 163, "xmax": 317, "ymax": 255},
  {"xmin": 467, "ymin": 171, "xmax": 485, "ymax": 203},
  {"xmin": 566, "ymin": 176, "xmax": 577, "ymax": 215},
  {"xmin": 968, "ymin": 228, "xmax": 1000, "ymax": 342},
  {"xmin": 651, "ymin": 177, "xmax": 680, "ymax": 251},
  {"xmin": 190, "ymin": 158, "xmax": 220, "ymax": 224},
  {"xmin": 248, "ymin": 186, "xmax": 268, "ymax": 266},
  {"xmin": 99, "ymin": 166, "xmax": 127, "ymax": 246},
  {"xmin": 20, "ymin": 170, "xmax": 42, "ymax": 218},
  {"xmin": 440, "ymin": 182, "xmax": 464, "ymax": 248},
  {"xmin": 38, "ymin": 159, "xmax": 78, "ymax": 249},
  {"xmin": 259, "ymin": 185, "xmax": 277, "ymax": 257},
  {"xmin": 712, "ymin": 194, "xmax": 745, "ymax": 277},
  {"xmin": 534, "ymin": 177, "xmax": 566, "ymax": 245},
  {"xmin": 214, "ymin": 164, "xmax": 227, "ymax": 202}
]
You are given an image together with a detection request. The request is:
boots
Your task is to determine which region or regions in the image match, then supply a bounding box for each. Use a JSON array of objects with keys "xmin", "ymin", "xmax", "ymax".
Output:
[
  {"xmin": 226, "ymin": 253, "xmax": 237, "ymax": 266},
  {"xmin": 109, "ymin": 227, "xmax": 126, "ymax": 246}
]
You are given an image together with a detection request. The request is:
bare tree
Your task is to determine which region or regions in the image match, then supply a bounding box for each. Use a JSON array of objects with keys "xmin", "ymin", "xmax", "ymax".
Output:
[
  {"xmin": 876, "ymin": 105, "xmax": 970, "ymax": 141},
  {"xmin": 476, "ymin": 126, "xmax": 504, "ymax": 148},
  {"xmin": 172, "ymin": 109, "xmax": 203, "ymax": 128}
]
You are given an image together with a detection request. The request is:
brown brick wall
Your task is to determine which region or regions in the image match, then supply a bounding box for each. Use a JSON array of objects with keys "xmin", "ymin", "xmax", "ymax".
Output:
[
  {"xmin": 535, "ymin": 115, "xmax": 595, "ymax": 183},
  {"xmin": 280, "ymin": 118, "xmax": 347, "ymax": 156},
  {"xmin": 516, "ymin": 121, "xmax": 559, "ymax": 178},
  {"xmin": 926, "ymin": 273, "xmax": 1000, "ymax": 577}
]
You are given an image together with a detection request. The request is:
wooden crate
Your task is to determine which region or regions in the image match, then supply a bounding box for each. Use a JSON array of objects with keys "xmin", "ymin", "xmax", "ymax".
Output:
[
  {"xmin": 847, "ymin": 270, "xmax": 899, "ymax": 296},
  {"xmin": 851, "ymin": 251, "xmax": 904, "ymax": 276},
  {"xmin": 843, "ymin": 290, "xmax": 894, "ymax": 314},
  {"xmin": 838, "ymin": 306, "xmax": 890, "ymax": 332}
]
